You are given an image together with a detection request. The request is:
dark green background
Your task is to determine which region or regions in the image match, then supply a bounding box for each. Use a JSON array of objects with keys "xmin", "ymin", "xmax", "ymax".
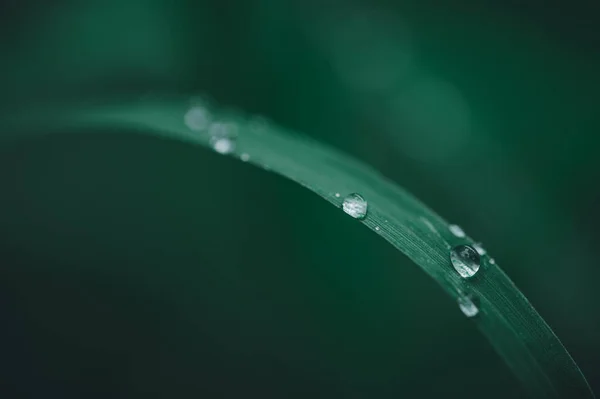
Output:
[{"xmin": 0, "ymin": 1, "xmax": 599, "ymax": 397}]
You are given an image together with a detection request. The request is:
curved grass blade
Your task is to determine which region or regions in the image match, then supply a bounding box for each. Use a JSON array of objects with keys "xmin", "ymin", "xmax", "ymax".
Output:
[{"xmin": 4, "ymin": 98, "xmax": 595, "ymax": 398}]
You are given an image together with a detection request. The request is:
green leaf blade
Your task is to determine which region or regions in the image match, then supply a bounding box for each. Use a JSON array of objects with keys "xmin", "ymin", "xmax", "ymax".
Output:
[{"xmin": 7, "ymin": 99, "xmax": 595, "ymax": 398}]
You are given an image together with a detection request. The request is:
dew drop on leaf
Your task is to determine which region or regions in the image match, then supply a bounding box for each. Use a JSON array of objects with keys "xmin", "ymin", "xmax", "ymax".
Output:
[
  {"xmin": 450, "ymin": 244, "xmax": 480, "ymax": 278},
  {"xmin": 211, "ymin": 137, "xmax": 235, "ymax": 155},
  {"xmin": 342, "ymin": 193, "xmax": 368, "ymax": 220},
  {"xmin": 449, "ymin": 224, "xmax": 466, "ymax": 238},
  {"xmin": 458, "ymin": 293, "xmax": 479, "ymax": 317},
  {"xmin": 240, "ymin": 153, "xmax": 250, "ymax": 162}
]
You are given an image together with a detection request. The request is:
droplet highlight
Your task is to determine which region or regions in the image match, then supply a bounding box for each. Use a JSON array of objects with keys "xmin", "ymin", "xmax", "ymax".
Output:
[
  {"xmin": 240, "ymin": 153, "xmax": 250, "ymax": 162},
  {"xmin": 458, "ymin": 293, "xmax": 479, "ymax": 318},
  {"xmin": 450, "ymin": 244, "xmax": 480, "ymax": 278},
  {"xmin": 449, "ymin": 224, "xmax": 465, "ymax": 238},
  {"xmin": 207, "ymin": 120, "xmax": 238, "ymax": 155},
  {"xmin": 211, "ymin": 137, "xmax": 235, "ymax": 155},
  {"xmin": 342, "ymin": 193, "xmax": 368, "ymax": 220}
]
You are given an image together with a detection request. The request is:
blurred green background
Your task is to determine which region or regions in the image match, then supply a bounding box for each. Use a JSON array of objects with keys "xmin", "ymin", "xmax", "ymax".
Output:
[{"xmin": 1, "ymin": 0, "xmax": 599, "ymax": 397}]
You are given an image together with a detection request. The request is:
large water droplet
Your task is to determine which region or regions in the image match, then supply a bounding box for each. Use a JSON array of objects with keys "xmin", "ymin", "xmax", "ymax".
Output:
[
  {"xmin": 450, "ymin": 245, "xmax": 480, "ymax": 278},
  {"xmin": 342, "ymin": 193, "xmax": 368, "ymax": 219},
  {"xmin": 211, "ymin": 137, "xmax": 235, "ymax": 154},
  {"xmin": 458, "ymin": 293, "xmax": 479, "ymax": 317},
  {"xmin": 185, "ymin": 106, "xmax": 211, "ymax": 131},
  {"xmin": 449, "ymin": 224, "xmax": 465, "ymax": 238}
]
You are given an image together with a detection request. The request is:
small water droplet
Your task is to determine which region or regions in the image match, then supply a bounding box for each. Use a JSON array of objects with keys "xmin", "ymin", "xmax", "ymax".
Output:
[
  {"xmin": 450, "ymin": 245, "xmax": 480, "ymax": 278},
  {"xmin": 458, "ymin": 293, "xmax": 479, "ymax": 317},
  {"xmin": 185, "ymin": 106, "xmax": 211, "ymax": 131},
  {"xmin": 449, "ymin": 224, "xmax": 465, "ymax": 238},
  {"xmin": 375, "ymin": 226, "xmax": 380, "ymax": 231},
  {"xmin": 342, "ymin": 193, "xmax": 368, "ymax": 220},
  {"xmin": 489, "ymin": 258, "xmax": 495, "ymax": 265},
  {"xmin": 473, "ymin": 243, "xmax": 486, "ymax": 256},
  {"xmin": 211, "ymin": 137, "xmax": 235, "ymax": 154},
  {"xmin": 240, "ymin": 153, "xmax": 250, "ymax": 162},
  {"xmin": 335, "ymin": 193, "xmax": 341, "ymax": 198}
]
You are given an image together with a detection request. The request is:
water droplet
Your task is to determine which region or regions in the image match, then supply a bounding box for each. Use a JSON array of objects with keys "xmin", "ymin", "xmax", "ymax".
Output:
[
  {"xmin": 489, "ymin": 258, "xmax": 496, "ymax": 265},
  {"xmin": 375, "ymin": 226, "xmax": 380, "ymax": 231},
  {"xmin": 211, "ymin": 137, "xmax": 235, "ymax": 154},
  {"xmin": 240, "ymin": 153, "xmax": 250, "ymax": 162},
  {"xmin": 185, "ymin": 106, "xmax": 211, "ymax": 131},
  {"xmin": 473, "ymin": 243, "xmax": 486, "ymax": 256},
  {"xmin": 449, "ymin": 224, "xmax": 465, "ymax": 238},
  {"xmin": 342, "ymin": 193, "xmax": 368, "ymax": 220},
  {"xmin": 335, "ymin": 193, "xmax": 341, "ymax": 198},
  {"xmin": 450, "ymin": 245, "xmax": 480, "ymax": 278},
  {"xmin": 458, "ymin": 293, "xmax": 479, "ymax": 318}
]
